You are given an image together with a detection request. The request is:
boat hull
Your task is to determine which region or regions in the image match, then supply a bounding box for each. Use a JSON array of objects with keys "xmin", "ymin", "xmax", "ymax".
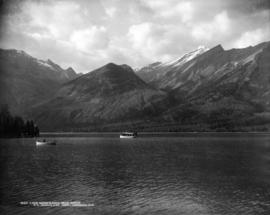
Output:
[
  {"xmin": 120, "ymin": 135, "xmax": 136, "ymax": 138},
  {"xmin": 36, "ymin": 141, "xmax": 56, "ymax": 146}
]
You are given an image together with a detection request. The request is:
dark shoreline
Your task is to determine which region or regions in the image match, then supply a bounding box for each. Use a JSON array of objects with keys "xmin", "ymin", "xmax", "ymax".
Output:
[
  {"xmin": 1, "ymin": 132, "xmax": 269, "ymax": 139},
  {"xmin": 39, "ymin": 131, "xmax": 270, "ymax": 138}
]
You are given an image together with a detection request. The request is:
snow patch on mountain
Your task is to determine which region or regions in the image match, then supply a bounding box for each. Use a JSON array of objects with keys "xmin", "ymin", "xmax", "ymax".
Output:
[
  {"xmin": 15, "ymin": 50, "xmax": 33, "ymax": 58},
  {"xmin": 161, "ymin": 46, "xmax": 209, "ymax": 67},
  {"xmin": 36, "ymin": 60, "xmax": 55, "ymax": 70}
]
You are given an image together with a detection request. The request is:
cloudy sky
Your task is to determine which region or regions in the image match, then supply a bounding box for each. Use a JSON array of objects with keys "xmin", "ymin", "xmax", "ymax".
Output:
[{"xmin": 0, "ymin": 0, "xmax": 269, "ymax": 73}]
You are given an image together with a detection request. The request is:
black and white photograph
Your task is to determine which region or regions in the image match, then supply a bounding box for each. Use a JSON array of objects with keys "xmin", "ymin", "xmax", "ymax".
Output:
[{"xmin": 0, "ymin": 0, "xmax": 270, "ymax": 214}]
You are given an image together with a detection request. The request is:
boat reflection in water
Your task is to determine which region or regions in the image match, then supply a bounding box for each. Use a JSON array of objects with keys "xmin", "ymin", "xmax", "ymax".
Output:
[{"xmin": 120, "ymin": 131, "xmax": 138, "ymax": 138}]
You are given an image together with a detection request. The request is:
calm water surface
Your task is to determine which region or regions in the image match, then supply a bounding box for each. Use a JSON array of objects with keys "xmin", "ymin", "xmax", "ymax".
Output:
[{"xmin": 1, "ymin": 134, "xmax": 270, "ymax": 214}]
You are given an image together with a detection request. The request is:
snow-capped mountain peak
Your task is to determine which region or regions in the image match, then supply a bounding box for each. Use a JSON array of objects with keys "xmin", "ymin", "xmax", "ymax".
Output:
[{"xmin": 162, "ymin": 45, "xmax": 209, "ymax": 67}]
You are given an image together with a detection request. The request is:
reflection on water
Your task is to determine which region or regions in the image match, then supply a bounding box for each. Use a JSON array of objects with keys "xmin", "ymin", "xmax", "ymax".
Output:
[{"xmin": 1, "ymin": 134, "xmax": 270, "ymax": 214}]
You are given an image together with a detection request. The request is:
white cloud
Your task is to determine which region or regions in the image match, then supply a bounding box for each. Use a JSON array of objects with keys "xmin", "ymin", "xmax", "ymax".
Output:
[
  {"xmin": 145, "ymin": 0, "xmax": 169, "ymax": 9},
  {"xmin": 127, "ymin": 22, "xmax": 171, "ymax": 61},
  {"xmin": 127, "ymin": 22, "xmax": 196, "ymax": 63},
  {"xmin": 160, "ymin": 2, "xmax": 194, "ymax": 23},
  {"xmin": 144, "ymin": 0, "xmax": 194, "ymax": 23},
  {"xmin": 234, "ymin": 28, "xmax": 270, "ymax": 48},
  {"xmin": 176, "ymin": 2, "xmax": 194, "ymax": 23},
  {"xmin": 24, "ymin": 1, "xmax": 84, "ymax": 40},
  {"xmin": 70, "ymin": 26, "xmax": 109, "ymax": 52},
  {"xmin": 105, "ymin": 7, "xmax": 117, "ymax": 18},
  {"xmin": 27, "ymin": 32, "xmax": 52, "ymax": 40},
  {"xmin": 0, "ymin": 0, "xmax": 269, "ymax": 73},
  {"xmin": 192, "ymin": 11, "xmax": 231, "ymax": 41},
  {"xmin": 128, "ymin": 23, "xmax": 152, "ymax": 49}
]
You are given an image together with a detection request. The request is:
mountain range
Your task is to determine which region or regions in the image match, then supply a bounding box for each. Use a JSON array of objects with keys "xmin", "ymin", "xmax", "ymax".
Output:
[
  {"xmin": 0, "ymin": 49, "xmax": 79, "ymax": 115},
  {"xmin": 1, "ymin": 41, "xmax": 270, "ymax": 131},
  {"xmin": 30, "ymin": 63, "xmax": 168, "ymax": 130}
]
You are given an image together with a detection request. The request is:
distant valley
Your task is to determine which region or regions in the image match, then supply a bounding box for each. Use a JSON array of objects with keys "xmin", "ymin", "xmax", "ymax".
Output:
[{"xmin": 1, "ymin": 41, "xmax": 270, "ymax": 132}]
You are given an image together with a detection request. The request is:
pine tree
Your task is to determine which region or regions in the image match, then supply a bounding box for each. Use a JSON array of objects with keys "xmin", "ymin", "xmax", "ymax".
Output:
[{"xmin": 0, "ymin": 105, "xmax": 40, "ymax": 138}]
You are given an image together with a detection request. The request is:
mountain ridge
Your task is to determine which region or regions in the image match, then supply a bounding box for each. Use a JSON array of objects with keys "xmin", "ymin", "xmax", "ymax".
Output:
[
  {"xmin": 1, "ymin": 41, "xmax": 270, "ymax": 131},
  {"xmin": 0, "ymin": 48, "xmax": 80, "ymax": 115},
  {"xmin": 30, "ymin": 62, "xmax": 168, "ymax": 129}
]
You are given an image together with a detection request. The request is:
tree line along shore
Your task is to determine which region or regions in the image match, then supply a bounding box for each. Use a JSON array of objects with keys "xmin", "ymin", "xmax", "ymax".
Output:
[{"xmin": 0, "ymin": 105, "xmax": 39, "ymax": 138}]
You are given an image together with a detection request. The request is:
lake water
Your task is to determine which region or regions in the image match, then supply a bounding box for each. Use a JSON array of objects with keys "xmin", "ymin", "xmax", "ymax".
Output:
[{"xmin": 1, "ymin": 133, "xmax": 270, "ymax": 214}]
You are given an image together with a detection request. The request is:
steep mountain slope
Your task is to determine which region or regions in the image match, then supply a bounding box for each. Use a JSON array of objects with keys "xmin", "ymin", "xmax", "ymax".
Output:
[
  {"xmin": 65, "ymin": 67, "xmax": 77, "ymax": 80},
  {"xmin": 1, "ymin": 41, "xmax": 269, "ymax": 131},
  {"xmin": 137, "ymin": 42, "xmax": 269, "ymax": 98},
  {"xmin": 0, "ymin": 49, "xmax": 79, "ymax": 115},
  {"xmin": 162, "ymin": 42, "xmax": 270, "ymax": 107},
  {"xmin": 169, "ymin": 43, "xmax": 268, "ymax": 95},
  {"xmin": 159, "ymin": 42, "xmax": 270, "ymax": 131},
  {"xmin": 32, "ymin": 63, "xmax": 168, "ymax": 130},
  {"xmin": 135, "ymin": 42, "xmax": 270, "ymax": 131}
]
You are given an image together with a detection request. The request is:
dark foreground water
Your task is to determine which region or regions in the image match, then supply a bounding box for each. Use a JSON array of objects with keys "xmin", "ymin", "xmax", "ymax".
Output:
[{"xmin": 1, "ymin": 133, "xmax": 270, "ymax": 214}]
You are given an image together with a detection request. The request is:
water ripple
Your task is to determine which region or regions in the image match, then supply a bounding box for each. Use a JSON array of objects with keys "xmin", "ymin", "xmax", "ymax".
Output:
[{"xmin": 1, "ymin": 135, "xmax": 270, "ymax": 214}]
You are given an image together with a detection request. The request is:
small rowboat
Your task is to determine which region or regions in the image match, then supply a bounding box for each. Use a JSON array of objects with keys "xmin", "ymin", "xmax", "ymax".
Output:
[{"xmin": 36, "ymin": 139, "xmax": 56, "ymax": 146}]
